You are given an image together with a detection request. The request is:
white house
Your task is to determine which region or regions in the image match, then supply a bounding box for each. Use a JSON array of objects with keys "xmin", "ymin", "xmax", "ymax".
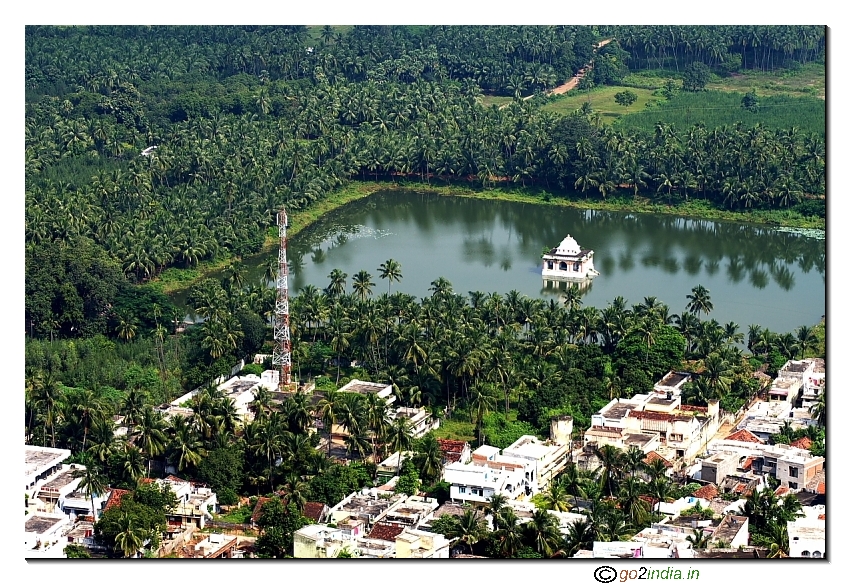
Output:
[
  {"xmin": 541, "ymin": 234, "xmax": 598, "ymax": 281},
  {"xmin": 157, "ymin": 476, "xmax": 218, "ymax": 529},
  {"xmin": 585, "ymin": 395, "xmax": 721, "ymax": 462},
  {"xmin": 338, "ymin": 379, "xmax": 396, "ymax": 405},
  {"xmin": 499, "ymin": 435, "xmax": 570, "ymax": 493},
  {"xmin": 788, "ymin": 506, "xmax": 825, "ymax": 558},
  {"xmin": 25, "ymin": 512, "xmax": 71, "ymax": 558},
  {"xmin": 443, "ymin": 461, "xmax": 530, "ymax": 504}
]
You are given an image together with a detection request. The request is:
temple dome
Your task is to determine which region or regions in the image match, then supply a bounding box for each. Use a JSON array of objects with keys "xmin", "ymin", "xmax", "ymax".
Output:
[{"xmin": 555, "ymin": 235, "xmax": 581, "ymax": 256}]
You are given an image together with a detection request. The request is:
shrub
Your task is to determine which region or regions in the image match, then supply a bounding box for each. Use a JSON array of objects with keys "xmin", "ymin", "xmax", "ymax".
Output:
[{"xmin": 239, "ymin": 363, "xmax": 264, "ymax": 377}]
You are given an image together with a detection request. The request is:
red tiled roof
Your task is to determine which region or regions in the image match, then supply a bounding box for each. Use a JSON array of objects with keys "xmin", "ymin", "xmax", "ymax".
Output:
[
  {"xmin": 692, "ymin": 484, "xmax": 719, "ymax": 500},
  {"xmin": 438, "ymin": 439, "xmax": 468, "ymax": 463},
  {"xmin": 775, "ymin": 486, "xmax": 790, "ymax": 496},
  {"xmin": 367, "ymin": 522, "xmax": 405, "ymax": 542},
  {"xmin": 733, "ymin": 483, "xmax": 747, "ymax": 494},
  {"xmin": 818, "ymin": 514, "xmax": 825, "ymax": 520},
  {"xmin": 679, "ymin": 405, "xmax": 708, "ymax": 413},
  {"xmin": 725, "ymin": 429, "xmax": 763, "ymax": 444},
  {"xmin": 644, "ymin": 451, "xmax": 673, "ymax": 468},
  {"xmin": 438, "ymin": 440, "xmax": 467, "ymax": 453},
  {"xmin": 740, "ymin": 457, "xmax": 756, "ymax": 470},
  {"xmin": 303, "ymin": 502, "xmax": 326, "ymax": 522},
  {"xmin": 104, "ymin": 489, "xmax": 130, "ymax": 512},
  {"xmin": 817, "ymin": 482, "xmax": 825, "ymax": 495},
  {"xmin": 140, "ymin": 478, "xmax": 155, "ymax": 484},
  {"xmin": 790, "ymin": 437, "xmax": 813, "ymax": 450},
  {"xmin": 629, "ymin": 410, "xmax": 674, "ymax": 421},
  {"xmin": 251, "ymin": 497, "xmax": 273, "ymax": 524}
]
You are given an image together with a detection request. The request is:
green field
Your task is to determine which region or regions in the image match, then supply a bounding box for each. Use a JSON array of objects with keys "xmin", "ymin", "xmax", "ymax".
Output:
[
  {"xmin": 480, "ymin": 94, "xmax": 515, "ymax": 108},
  {"xmin": 431, "ymin": 418, "xmax": 476, "ymax": 442},
  {"xmin": 540, "ymin": 86, "xmax": 659, "ymax": 123},
  {"xmin": 706, "ymin": 62, "xmax": 825, "ymax": 99},
  {"xmin": 304, "ymin": 25, "xmax": 354, "ymax": 44},
  {"xmin": 613, "ymin": 91, "xmax": 825, "ymax": 135}
]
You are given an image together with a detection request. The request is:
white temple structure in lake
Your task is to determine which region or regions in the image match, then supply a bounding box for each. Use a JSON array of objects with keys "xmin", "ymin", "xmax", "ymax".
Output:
[{"xmin": 542, "ymin": 234, "xmax": 599, "ymax": 282}]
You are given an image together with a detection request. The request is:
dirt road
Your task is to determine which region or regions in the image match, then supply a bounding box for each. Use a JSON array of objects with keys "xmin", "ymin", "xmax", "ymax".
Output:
[{"xmin": 521, "ymin": 38, "xmax": 613, "ymax": 101}]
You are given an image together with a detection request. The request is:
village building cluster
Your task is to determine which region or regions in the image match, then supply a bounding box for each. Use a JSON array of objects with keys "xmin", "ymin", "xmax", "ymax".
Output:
[{"xmin": 26, "ymin": 356, "xmax": 825, "ymax": 559}]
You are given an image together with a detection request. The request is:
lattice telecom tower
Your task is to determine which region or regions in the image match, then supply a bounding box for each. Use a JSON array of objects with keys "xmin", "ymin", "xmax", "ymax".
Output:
[{"xmin": 272, "ymin": 208, "xmax": 293, "ymax": 391}]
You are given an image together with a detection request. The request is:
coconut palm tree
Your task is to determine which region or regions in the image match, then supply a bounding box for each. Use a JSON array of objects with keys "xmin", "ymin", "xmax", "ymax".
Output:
[
  {"xmin": 316, "ymin": 388, "xmax": 341, "ymax": 454},
  {"xmin": 114, "ymin": 513, "xmax": 144, "ymax": 558},
  {"xmin": 595, "ymin": 444, "xmax": 623, "ymax": 498},
  {"xmin": 486, "ymin": 493, "xmax": 509, "ymax": 529},
  {"xmin": 326, "ymin": 268, "xmax": 348, "ymax": 299},
  {"xmin": 120, "ymin": 444, "xmax": 146, "ymax": 487},
  {"xmin": 542, "ymin": 479, "xmax": 572, "ymax": 512},
  {"xmin": 492, "ymin": 508, "xmax": 524, "ymax": 557},
  {"xmin": 686, "ymin": 284, "xmax": 714, "ymax": 318},
  {"xmin": 795, "ymin": 325, "xmax": 818, "ymax": 357},
  {"xmin": 377, "ymin": 258, "xmax": 403, "ymax": 294},
  {"xmin": 598, "ymin": 509, "xmax": 633, "ymax": 542},
  {"xmin": 71, "ymin": 390, "xmax": 105, "ymax": 452},
  {"xmin": 701, "ymin": 352, "xmax": 733, "ymax": 401},
  {"xmin": 450, "ymin": 508, "xmax": 487, "ymax": 554},
  {"xmin": 72, "ymin": 458, "xmax": 108, "ymax": 521},
  {"xmin": 523, "ymin": 509, "xmax": 563, "ymax": 557},
  {"xmin": 387, "ymin": 417, "xmax": 414, "ymax": 474},
  {"xmin": 415, "ymin": 433, "xmax": 444, "ymax": 483},
  {"xmin": 622, "ymin": 446, "xmax": 647, "ymax": 479},
  {"xmin": 686, "ymin": 528, "xmax": 709, "ymax": 549},
  {"xmin": 811, "ymin": 389, "xmax": 825, "ymax": 427},
  {"xmin": 169, "ymin": 420, "xmax": 207, "ymax": 474},
  {"xmin": 135, "ymin": 407, "xmax": 167, "ymax": 477},
  {"xmin": 351, "ymin": 270, "xmax": 375, "ymax": 302},
  {"xmin": 470, "ymin": 385, "xmax": 497, "ymax": 445},
  {"xmin": 765, "ymin": 521, "xmax": 790, "ymax": 558},
  {"xmin": 560, "ymin": 518, "xmax": 594, "ymax": 557},
  {"xmin": 618, "ymin": 476, "xmax": 650, "ymax": 529}
]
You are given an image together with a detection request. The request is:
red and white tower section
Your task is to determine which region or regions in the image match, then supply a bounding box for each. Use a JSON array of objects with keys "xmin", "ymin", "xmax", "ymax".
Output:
[{"xmin": 272, "ymin": 208, "xmax": 293, "ymax": 391}]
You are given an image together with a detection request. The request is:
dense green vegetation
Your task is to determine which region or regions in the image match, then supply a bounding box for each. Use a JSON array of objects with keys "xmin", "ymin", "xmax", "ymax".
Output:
[
  {"xmin": 24, "ymin": 26, "xmax": 826, "ymax": 558},
  {"xmin": 615, "ymin": 91, "xmax": 824, "ymax": 136},
  {"xmin": 26, "ymin": 26, "xmax": 824, "ymax": 344}
]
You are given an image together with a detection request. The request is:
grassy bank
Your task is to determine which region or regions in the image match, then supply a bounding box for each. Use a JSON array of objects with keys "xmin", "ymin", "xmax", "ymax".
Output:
[
  {"xmin": 376, "ymin": 179, "xmax": 825, "ymax": 229},
  {"xmin": 149, "ymin": 179, "xmax": 823, "ymax": 298},
  {"xmin": 146, "ymin": 183, "xmax": 386, "ymax": 296}
]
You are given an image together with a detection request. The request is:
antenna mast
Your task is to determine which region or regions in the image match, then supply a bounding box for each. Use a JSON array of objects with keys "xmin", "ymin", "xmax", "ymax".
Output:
[{"xmin": 272, "ymin": 208, "xmax": 293, "ymax": 391}]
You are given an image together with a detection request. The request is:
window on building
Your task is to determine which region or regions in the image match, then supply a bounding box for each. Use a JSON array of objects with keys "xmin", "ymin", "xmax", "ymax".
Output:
[
  {"xmin": 573, "ymin": 262, "xmax": 580, "ymax": 271},
  {"xmin": 802, "ymin": 551, "xmax": 810, "ymax": 557},
  {"xmin": 559, "ymin": 262, "xmax": 568, "ymax": 271},
  {"xmin": 547, "ymin": 261, "xmax": 554, "ymax": 270},
  {"xmin": 789, "ymin": 482, "xmax": 798, "ymax": 489},
  {"xmin": 459, "ymin": 486, "xmax": 466, "ymax": 494},
  {"xmin": 790, "ymin": 467, "xmax": 799, "ymax": 478},
  {"xmin": 813, "ymin": 551, "xmax": 822, "ymax": 558}
]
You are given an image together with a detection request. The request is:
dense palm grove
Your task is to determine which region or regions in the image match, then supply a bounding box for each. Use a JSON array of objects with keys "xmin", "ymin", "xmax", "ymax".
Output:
[
  {"xmin": 25, "ymin": 258, "xmax": 825, "ymax": 556},
  {"xmin": 26, "ymin": 27, "xmax": 824, "ymax": 324},
  {"xmin": 25, "ymin": 26, "xmax": 825, "ymax": 558}
]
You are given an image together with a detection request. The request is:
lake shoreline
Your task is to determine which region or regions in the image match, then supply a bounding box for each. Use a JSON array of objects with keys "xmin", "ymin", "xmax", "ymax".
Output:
[{"xmin": 152, "ymin": 179, "xmax": 824, "ymax": 298}]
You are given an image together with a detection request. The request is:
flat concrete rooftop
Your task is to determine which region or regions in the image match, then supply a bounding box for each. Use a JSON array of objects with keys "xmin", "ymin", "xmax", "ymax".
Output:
[
  {"xmin": 40, "ymin": 467, "xmax": 80, "ymax": 491},
  {"xmin": 221, "ymin": 380, "xmax": 259, "ymax": 397},
  {"xmin": 604, "ymin": 403, "xmax": 638, "ymax": 419},
  {"xmin": 25, "ymin": 514, "xmax": 63, "ymax": 534},
  {"xmin": 339, "ymin": 380, "xmax": 391, "ymax": 395},
  {"xmin": 25, "ymin": 446, "xmax": 70, "ymax": 480},
  {"xmin": 658, "ymin": 373, "xmax": 689, "ymax": 387}
]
